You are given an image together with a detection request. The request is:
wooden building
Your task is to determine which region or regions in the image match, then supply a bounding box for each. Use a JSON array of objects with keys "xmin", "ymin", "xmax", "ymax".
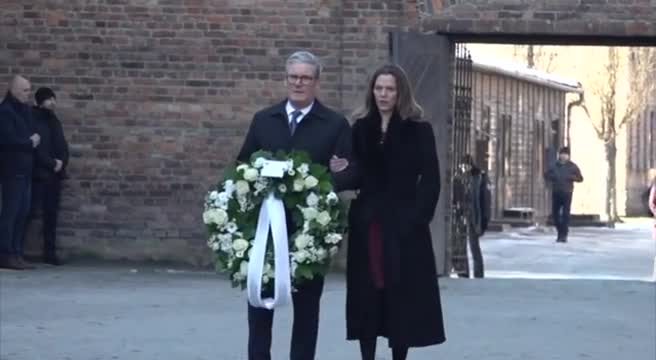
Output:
[{"xmin": 468, "ymin": 56, "xmax": 583, "ymax": 224}]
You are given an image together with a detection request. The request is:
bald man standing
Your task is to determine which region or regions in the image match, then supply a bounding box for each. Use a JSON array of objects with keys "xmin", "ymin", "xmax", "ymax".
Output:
[{"xmin": 0, "ymin": 76, "xmax": 40, "ymax": 270}]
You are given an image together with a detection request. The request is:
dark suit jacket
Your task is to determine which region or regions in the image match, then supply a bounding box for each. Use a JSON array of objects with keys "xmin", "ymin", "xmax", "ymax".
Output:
[
  {"xmin": 237, "ymin": 99, "xmax": 353, "ymax": 191},
  {"xmin": 0, "ymin": 93, "xmax": 35, "ymax": 178},
  {"xmin": 31, "ymin": 107, "xmax": 70, "ymax": 181}
]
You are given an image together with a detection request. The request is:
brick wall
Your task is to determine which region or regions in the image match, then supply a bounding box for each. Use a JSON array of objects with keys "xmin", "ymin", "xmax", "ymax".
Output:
[
  {"xmin": 3, "ymin": 0, "xmax": 654, "ymax": 265},
  {"xmin": 1, "ymin": 0, "xmax": 419, "ymax": 265}
]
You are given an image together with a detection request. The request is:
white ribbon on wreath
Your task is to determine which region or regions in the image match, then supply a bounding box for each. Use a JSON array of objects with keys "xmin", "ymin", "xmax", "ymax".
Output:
[{"xmin": 247, "ymin": 161, "xmax": 293, "ymax": 309}]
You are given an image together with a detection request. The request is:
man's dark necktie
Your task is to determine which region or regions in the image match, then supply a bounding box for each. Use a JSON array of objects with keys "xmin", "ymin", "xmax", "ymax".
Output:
[{"xmin": 289, "ymin": 110, "xmax": 302, "ymax": 136}]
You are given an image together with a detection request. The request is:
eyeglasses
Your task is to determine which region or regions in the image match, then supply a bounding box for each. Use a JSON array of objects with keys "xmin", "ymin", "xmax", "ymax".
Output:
[{"xmin": 286, "ymin": 74, "xmax": 315, "ymax": 85}]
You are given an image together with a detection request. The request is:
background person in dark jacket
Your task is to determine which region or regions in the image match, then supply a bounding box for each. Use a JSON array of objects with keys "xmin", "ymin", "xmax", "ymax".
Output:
[
  {"xmin": 27, "ymin": 87, "xmax": 69, "ymax": 265},
  {"xmin": 454, "ymin": 154, "xmax": 491, "ymax": 279},
  {"xmin": 0, "ymin": 75, "xmax": 40, "ymax": 270},
  {"xmin": 544, "ymin": 147, "xmax": 583, "ymax": 243}
]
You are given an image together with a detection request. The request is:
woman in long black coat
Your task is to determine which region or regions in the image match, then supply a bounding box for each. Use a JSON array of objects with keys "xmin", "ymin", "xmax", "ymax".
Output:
[{"xmin": 331, "ymin": 64, "xmax": 446, "ymax": 360}]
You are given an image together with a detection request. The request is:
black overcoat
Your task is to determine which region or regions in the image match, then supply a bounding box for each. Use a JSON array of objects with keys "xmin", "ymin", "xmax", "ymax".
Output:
[{"xmin": 344, "ymin": 112, "xmax": 446, "ymax": 348}]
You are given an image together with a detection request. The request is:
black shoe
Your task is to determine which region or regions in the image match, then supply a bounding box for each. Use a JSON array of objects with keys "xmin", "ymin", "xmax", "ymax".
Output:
[
  {"xmin": 0, "ymin": 256, "xmax": 26, "ymax": 270},
  {"xmin": 17, "ymin": 257, "xmax": 36, "ymax": 269}
]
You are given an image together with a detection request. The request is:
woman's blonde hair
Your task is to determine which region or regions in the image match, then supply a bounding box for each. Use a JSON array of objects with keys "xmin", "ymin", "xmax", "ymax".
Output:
[{"xmin": 351, "ymin": 64, "xmax": 423, "ymax": 121}]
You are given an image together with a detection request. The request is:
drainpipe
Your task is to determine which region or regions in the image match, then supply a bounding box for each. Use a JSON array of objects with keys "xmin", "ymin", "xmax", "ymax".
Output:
[{"xmin": 566, "ymin": 92, "xmax": 589, "ymax": 149}]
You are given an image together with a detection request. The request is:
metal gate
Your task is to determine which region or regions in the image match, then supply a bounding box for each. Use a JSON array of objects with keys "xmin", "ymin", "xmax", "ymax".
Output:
[{"xmin": 449, "ymin": 43, "xmax": 474, "ymax": 275}]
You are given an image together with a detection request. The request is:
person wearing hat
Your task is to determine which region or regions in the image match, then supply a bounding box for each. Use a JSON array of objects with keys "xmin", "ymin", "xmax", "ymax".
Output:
[
  {"xmin": 28, "ymin": 87, "xmax": 69, "ymax": 265},
  {"xmin": 544, "ymin": 147, "xmax": 583, "ymax": 243}
]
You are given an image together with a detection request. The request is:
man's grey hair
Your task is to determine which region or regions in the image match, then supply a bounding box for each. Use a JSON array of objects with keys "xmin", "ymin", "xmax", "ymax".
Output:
[{"xmin": 285, "ymin": 51, "xmax": 322, "ymax": 78}]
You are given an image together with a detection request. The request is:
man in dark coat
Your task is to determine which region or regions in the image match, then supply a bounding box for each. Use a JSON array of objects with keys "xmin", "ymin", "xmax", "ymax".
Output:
[
  {"xmin": 27, "ymin": 87, "xmax": 69, "ymax": 265},
  {"xmin": 452, "ymin": 154, "xmax": 491, "ymax": 279},
  {"xmin": 0, "ymin": 75, "xmax": 40, "ymax": 270},
  {"xmin": 544, "ymin": 146, "xmax": 583, "ymax": 243},
  {"xmin": 236, "ymin": 51, "xmax": 352, "ymax": 360}
]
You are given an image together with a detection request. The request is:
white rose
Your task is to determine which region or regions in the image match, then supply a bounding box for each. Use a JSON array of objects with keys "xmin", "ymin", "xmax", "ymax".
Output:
[
  {"xmin": 294, "ymin": 234, "xmax": 313, "ymax": 250},
  {"xmin": 232, "ymin": 238, "xmax": 249, "ymax": 252},
  {"xmin": 304, "ymin": 175, "xmax": 319, "ymax": 189},
  {"xmin": 212, "ymin": 209, "xmax": 228, "ymax": 226},
  {"xmin": 316, "ymin": 211, "xmax": 331, "ymax": 227},
  {"xmin": 297, "ymin": 163, "xmax": 309, "ymax": 176},
  {"xmin": 235, "ymin": 250, "xmax": 245, "ymax": 258},
  {"xmin": 236, "ymin": 180, "xmax": 250, "ymax": 195},
  {"xmin": 326, "ymin": 192, "xmax": 338, "ymax": 205},
  {"xmin": 239, "ymin": 261, "xmax": 249, "ymax": 277},
  {"xmin": 301, "ymin": 207, "xmax": 319, "ymax": 220},
  {"xmin": 254, "ymin": 157, "xmax": 265, "ymax": 169},
  {"xmin": 236, "ymin": 164, "xmax": 248, "ymax": 172},
  {"xmin": 243, "ymin": 168, "xmax": 259, "ymax": 182},
  {"xmin": 278, "ymin": 184, "xmax": 287, "ymax": 193},
  {"xmin": 288, "ymin": 168, "xmax": 296, "ymax": 176},
  {"xmin": 262, "ymin": 275, "xmax": 270, "ymax": 284},
  {"xmin": 209, "ymin": 191, "xmax": 219, "ymax": 200},
  {"xmin": 293, "ymin": 178, "xmax": 305, "ymax": 192},
  {"xmin": 306, "ymin": 193, "xmax": 319, "ymax": 207},
  {"xmin": 202, "ymin": 211, "xmax": 213, "ymax": 225}
]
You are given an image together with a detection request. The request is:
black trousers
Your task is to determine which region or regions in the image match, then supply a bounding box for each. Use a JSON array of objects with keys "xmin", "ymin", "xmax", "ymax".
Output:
[
  {"xmin": 552, "ymin": 191, "xmax": 573, "ymax": 239},
  {"xmin": 468, "ymin": 223, "xmax": 484, "ymax": 278},
  {"xmin": 0, "ymin": 176, "xmax": 31, "ymax": 257},
  {"xmin": 248, "ymin": 277, "xmax": 324, "ymax": 360},
  {"xmin": 28, "ymin": 177, "xmax": 62, "ymax": 256}
]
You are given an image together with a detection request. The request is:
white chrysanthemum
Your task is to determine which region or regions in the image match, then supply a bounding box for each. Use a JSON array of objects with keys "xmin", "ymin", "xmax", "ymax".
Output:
[
  {"xmin": 293, "ymin": 250, "xmax": 310, "ymax": 263},
  {"xmin": 278, "ymin": 184, "xmax": 287, "ymax": 193},
  {"xmin": 294, "ymin": 234, "xmax": 313, "ymax": 250},
  {"xmin": 236, "ymin": 180, "xmax": 250, "ymax": 195},
  {"xmin": 224, "ymin": 180, "xmax": 235, "ymax": 194},
  {"xmin": 325, "ymin": 233, "xmax": 342, "ymax": 245}
]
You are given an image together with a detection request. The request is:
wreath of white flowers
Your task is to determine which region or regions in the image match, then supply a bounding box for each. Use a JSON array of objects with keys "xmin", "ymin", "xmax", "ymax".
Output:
[{"xmin": 203, "ymin": 150, "xmax": 347, "ymax": 290}]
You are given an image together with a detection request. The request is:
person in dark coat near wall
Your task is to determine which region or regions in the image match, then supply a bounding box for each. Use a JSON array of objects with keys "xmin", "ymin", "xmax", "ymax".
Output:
[
  {"xmin": 0, "ymin": 75, "xmax": 41, "ymax": 270},
  {"xmin": 26, "ymin": 87, "xmax": 69, "ymax": 265},
  {"xmin": 331, "ymin": 64, "xmax": 446, "ymax": 360}
]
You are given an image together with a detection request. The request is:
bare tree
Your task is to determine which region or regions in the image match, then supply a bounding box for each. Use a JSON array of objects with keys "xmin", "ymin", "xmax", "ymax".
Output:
[
  {"xmin": 513, "ymin": 45, "xmax": 558, "ymax": 72},
  {"xmin": 588, "ymin": 47, "xmax": 656, "ymax": 226}
]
